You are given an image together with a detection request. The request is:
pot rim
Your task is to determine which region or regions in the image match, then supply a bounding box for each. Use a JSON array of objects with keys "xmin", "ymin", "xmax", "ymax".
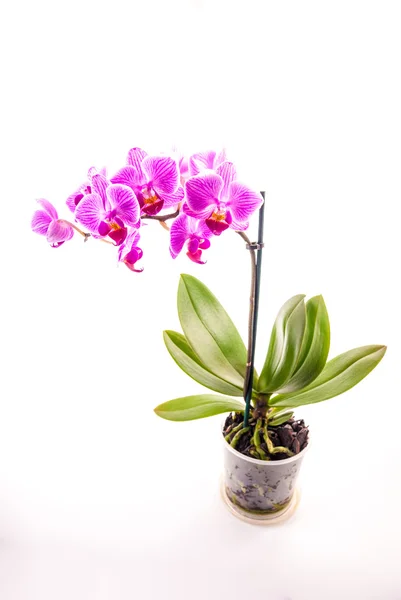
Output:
[{"xmin": 221, "ymin": 420, "xmax": 310, "ymax": 466}]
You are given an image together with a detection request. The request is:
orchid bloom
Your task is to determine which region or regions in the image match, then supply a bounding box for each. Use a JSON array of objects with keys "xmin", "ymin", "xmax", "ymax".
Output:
[
  {"xmin": 111, "ymin": 148, "xmax": 184, "ymax": 217},
  {"xmin": 31, "ymin": 199, "xmax": 74, "ymax": 248},
  {"xmin": 118, "ymin": 229, "xmax": 143, "ymax": 272},
  {"xmin": 66, "ymin": 166, "xmax": 107, "ymax": 213},
  {"xmin": 189, "ymin": 149, "xmax": 226, "ymax": 177},
  {"xmin": 75, "ymin": 175, "xmax": 140, "ymax": 246},
  {"xmin": 170, "ymin": 214, "xmax": 212, "ymax": 264},
  {"xmin": 184, "ymin": 162, "xmax": 263, "ymax": 235}
]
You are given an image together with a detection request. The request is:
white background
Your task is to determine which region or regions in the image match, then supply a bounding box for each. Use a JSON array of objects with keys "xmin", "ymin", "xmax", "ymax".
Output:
[{"xmin": 1, "ymin": 1, "xmax": 400, "ymax": 598}]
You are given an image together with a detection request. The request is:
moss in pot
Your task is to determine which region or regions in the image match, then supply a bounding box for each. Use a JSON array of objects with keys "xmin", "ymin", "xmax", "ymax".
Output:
[{"xmin": 154, "ymin": 275, "xmax": 386, "ymax": 521}]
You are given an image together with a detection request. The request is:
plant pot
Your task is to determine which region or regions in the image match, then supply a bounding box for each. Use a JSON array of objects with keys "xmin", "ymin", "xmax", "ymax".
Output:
[{"xmin": 222, "ymin": 433, "xmax": 309, "ymax": 523}]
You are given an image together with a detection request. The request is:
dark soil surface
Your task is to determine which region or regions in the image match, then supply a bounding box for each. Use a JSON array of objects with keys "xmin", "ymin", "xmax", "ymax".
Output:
[{"xmin": 223, "ymin": 412, "xmax": 309, "ymax": 460}]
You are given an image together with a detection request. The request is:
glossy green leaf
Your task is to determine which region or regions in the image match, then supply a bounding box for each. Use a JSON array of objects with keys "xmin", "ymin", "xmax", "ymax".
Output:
[
  {"xmin": 177, "ymin": 274, "xmax": 247, "ymax": 387},
  {"xmin": 164, "ymin": 330, "xmax": 244, "ymax": 397},
  {"xmin": 269, "ymin": 408, "xmax": 294, "ymax": 426},
  {"xmin": 154, "ymin": 394, "xmax": 245, "ymax": 421},
  {"xmin": 258, "ymin": 295, "xmax": 306, "ymax": 392},
  {"xmin": 270, "ymin": 345, "xmax": 386, "ymax": 408},
  {"xmin": 276, "ymin": 295, "xmax": 330, "ymax": 393}
]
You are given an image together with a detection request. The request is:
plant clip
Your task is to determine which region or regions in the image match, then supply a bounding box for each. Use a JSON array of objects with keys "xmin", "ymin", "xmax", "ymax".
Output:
[{"xmin": 246, "ymin": 242, "xmax": 264, "ymax": 251}]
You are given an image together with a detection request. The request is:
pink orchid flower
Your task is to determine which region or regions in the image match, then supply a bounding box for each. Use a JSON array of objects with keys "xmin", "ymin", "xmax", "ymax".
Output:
[
  {"xmin": 184, "ymin": 162, "xmax": 263, "ymax": 235},
  {"xmin": 117, "ymin": 229, "xmax": 143, "ymax": 272},
  {"xmin": 31, "ymin": 199, "xmax": 74, "ymax": 248},
  {"xmin": 111, "ymin": 148, "xmax": 184, "ymax": 216},
  {"xmin": 170, "ymin": 214, "xmax": 212, "ymax": 264},
  {"xmin": 75, "ymin": 175, "xmax": 140, "ymax": 246}
]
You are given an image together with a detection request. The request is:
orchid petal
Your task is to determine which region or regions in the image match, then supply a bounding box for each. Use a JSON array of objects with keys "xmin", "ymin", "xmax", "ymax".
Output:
[
  {"xmin": 75, "ymin": 193, "xmax": 106, "ymax": 234},
  {"xmin": 31, "ymin": 210, "xmax": 52, "ymax": 235},
  {"xmin": 88, "ymin": 166, "xmax": 107, "ymax": 180},
  {"xmin": 187, "ymin": 249, "xmax": 206, "ymax": 264},
  {"xmin": 125, "ymin": 247, "xmax": 140, "ymax": 264},
  {"xmin": 228, "ymin": 182, "xmax": 264, "ymax": 223},
  {"xmin": 141, "ymin": 198, "xmax": 164, "ymax": 216},
  {"xmin": 215, "ymin": 148, "xmax": 227, "ymax": 167},
  {"xmin": 108, "ymin": 227, "xmax": 128, "ymax": 246},
  {"xmin": 122, "ymin": 242, "xmax": 143, "ymax": 271},
  {"xmin": 159, "ymin": 186, "xmax": 184, "ymax": 208},
  {"xmin": 106, "ymin": 184, "xmax": 140, "ymax": 226},
  {"xmin": 125, "ymin": 228, "xmax": 141, "ymax": 248},
  {"xmin": 199, "ymin": 238, "xmax": 211, "ymax": 249},
  {"xmin": 46, "ymin": 220, "xmax": 74, "ymax": 246},
  {"xmin": 124, "ymin": 262, "xmax": 143, "ymax": 273},
  {"xmin": 111, "ymin": 166, "xmax": 141, "ymax": 190},
  {"xmin": 189, "ymin": 151, "xmax": 216, "ymax": 176},
  {"xmin": 169, "ymin": 213, "xmax": 192, "ymax": 258},
  {"xmin": 196, "ymin": 218, "xmax": 214, "ymax": 240},
  {"xmin": 182, "ymin": 202, "xmax": 212, "ymax": 220},
  {"xmin": 92, "ymin": 173, "xmax": 109, "ymax": 205},
  {"xmin": 188, "ymin": 238, "xmax": 199, "ymax": 254},
  {"xmin": 66, "ymin": 184, "xmax": 90, "ymax": 213},
  {"xmin": 36, "ymin": 199, "xmax": 58, "ymax": 220},
  {"xmin": 142, "ymin": 156, "xmax": 179, "ymax": 195},
  {"xmin": 127, "ymin": 148, "xmax": 147, "ymax": 176},
  {"xmin": 205, "ymin": 217, "xmax": 230, "ymax": 236},
  {"xmin": 230, "ymin": 218, "xmax": 249, "ymax": 231},
  {"xmin": 66, "ymin": 189, "xmax": 83, "ymax": 213},
  {"xmin": 185, "ymin": 172, "xmax": 223, "ymax": 217},
  {"xmin": 216, "ymin": 162, "xmax": 237, "ymax": 201},
  {"xmin": 179, "ymin": 156, "xmax": 189, "ymax": 177}
]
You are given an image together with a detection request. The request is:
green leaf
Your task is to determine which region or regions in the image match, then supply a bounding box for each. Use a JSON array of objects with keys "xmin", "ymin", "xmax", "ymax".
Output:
[
  {"xmin": 269, "ymin": 408, "xmax": 294, "ymax": 426},
  {"xmin": 270, "ymin": 345, "xmax": 386, "ymax": 408},
  {"xmin": 275, "ymin": 295, "xmax": 330, "ymax": 393},
  {"xmin": 258, "ymin": 295, "xmax": 306, "ymax": 393},
  {"xmin": 177, "ymin": 274, "xmax": 248, "ymax": 388},
  {"xmin": 164, "ymin": 330, "xmax": 244, "ymax": 397},
  {"xmin": 154, "ymin": 394, "xmax": 245, "ymax": 421}
]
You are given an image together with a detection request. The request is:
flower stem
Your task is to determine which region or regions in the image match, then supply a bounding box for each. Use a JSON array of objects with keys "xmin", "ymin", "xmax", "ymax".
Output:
[
  {"xmin": 141, "ymin": 207, "xmax": 180, "ymax": 222},
  {"xmin": 237, "ymin": 193, "xmax": 265, "ymax": 427},
  {"xmin": 61, "ymin": 221, "xmax": 115, "ymax": 245},
  {"xmin": 61, "ymin": 221, "xmax": 89, "ymax": 238}
]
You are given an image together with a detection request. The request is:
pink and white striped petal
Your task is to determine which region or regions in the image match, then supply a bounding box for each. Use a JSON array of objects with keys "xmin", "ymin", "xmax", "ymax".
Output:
[
  {"xmin": 92, "ymin": 173, "xmax": 109, "ymax": 205},
  {"xmin": 107, "ymin": 184, "xmax": 140, "ymax": 226},
  {"xmin": 36, "ymin": 199, "xmax": 58, "ymax": 220},
  {"xmin": 185, "ymin": 172, "xmax": 223, "ymax": 216},
  {"xmin": 142, "ymin": 156, "xmax": 179, "ymax": 195},
  {"xmin": 169, "ymin": 213, "xmax": 193, "ymax": 258},
  {"xmin": 75, "ymin": 193, "xmax": 106, "ymax": 234},
  {"xmin": 127, "ymin": 147, "xmax": 148, "ymax": 174},
  {"xmin": 46, "ymin": 220, "xmax": 74, "ymax": 246},
  {"xmin": 160, "ymin": 186, "xmax": 184, "ymax": 208},
  {"xmin": 216, "ymin": 162, "xmax": 237, "ymax": 202},
  {"xmin": 111, "ymin": 166, "xmax": 142, "ymax": 190},
  {"xmin": 31, "ymin": 210, "xmax": 52, "ymax": 235},
  {"xmin": 189, "ymin": 151, "xmax": 216, "ymax": 176},
  {"xmin": 228, "ymin": 182, "xmax": 264, "ymax": 223}
]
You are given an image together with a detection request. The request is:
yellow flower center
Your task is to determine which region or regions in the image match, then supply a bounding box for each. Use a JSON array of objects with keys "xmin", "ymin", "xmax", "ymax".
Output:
[{"xmin": 211, "ymin": 209, "xmax": 226, "ymax": 222}]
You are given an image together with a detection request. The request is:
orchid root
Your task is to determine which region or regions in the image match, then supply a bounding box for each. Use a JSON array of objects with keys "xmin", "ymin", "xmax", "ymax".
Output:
[{"xmin": 230, "ymin": 427, "xmax": 250, "ymax": 449}]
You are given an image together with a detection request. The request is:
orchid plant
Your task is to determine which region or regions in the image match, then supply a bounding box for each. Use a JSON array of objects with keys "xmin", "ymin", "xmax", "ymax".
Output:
[{"xmin": 32, "ymin": 146, "xmax": 386, "ymax": 462}]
